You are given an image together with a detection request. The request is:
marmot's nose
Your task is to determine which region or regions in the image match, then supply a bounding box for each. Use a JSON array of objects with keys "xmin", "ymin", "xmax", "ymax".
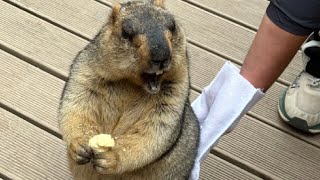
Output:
[
  {"xmin": 149, "ymin": 43, "xmax": 171, "ymax": 71},
  {"xmin": 151, "ymin": 58, "xmax": 170, "ymax": 70},
  {"xmin": 148, "ymin": 30, "xmax": 171, "ymax": 71}
]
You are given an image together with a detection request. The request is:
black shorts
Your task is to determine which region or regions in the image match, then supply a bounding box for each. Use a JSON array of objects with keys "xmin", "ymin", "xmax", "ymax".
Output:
[{"xmin": 266, "ymin": 0, "xmax": 320, "ymax": 36}]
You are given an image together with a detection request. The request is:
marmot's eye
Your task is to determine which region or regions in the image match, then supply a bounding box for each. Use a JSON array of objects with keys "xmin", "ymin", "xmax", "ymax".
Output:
[
  {"xmin": 122, "ymin": 29, "xmax": 132, "ymax": 41},
  {"xmin": 166, "ymin": 17, "xmax": 176, "ymax": 33},
  {"xmin": 168, "ymin": 21, "xmax": 176, "ymax": 32},
  {"xmin": 122, "ymin": 21, "xmax": 135, "ymax": 41}
]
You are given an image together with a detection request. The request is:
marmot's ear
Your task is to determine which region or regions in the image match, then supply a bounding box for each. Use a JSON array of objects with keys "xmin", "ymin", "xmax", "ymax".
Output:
[
  {"xmin": 150, "ymin": 0, "xmax": 165, "ymax": 8},
  {"xmin": 111, "ymin": 3, "xmax": 121, "ymax": 22}
]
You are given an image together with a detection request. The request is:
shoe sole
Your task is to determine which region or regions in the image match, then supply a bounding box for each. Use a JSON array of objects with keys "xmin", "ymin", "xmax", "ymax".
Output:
[{"xmin": 278, "ymin": 89, "xmax": 320, "ymax": 134}]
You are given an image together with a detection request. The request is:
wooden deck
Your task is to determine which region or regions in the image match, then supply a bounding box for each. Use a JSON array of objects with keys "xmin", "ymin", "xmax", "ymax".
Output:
[{"xmin": 1, "ymin": 0, "xmax": 320, "ymax": 179}]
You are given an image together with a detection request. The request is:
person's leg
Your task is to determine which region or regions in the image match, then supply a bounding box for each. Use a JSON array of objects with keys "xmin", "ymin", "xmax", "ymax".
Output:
[
  {"xmin": 266, "ymin": 0, "xmax": 320, "ymax": 133},
  {"xmin": 241, "ymin": 0, "xmax": 320, "ymax": 91},
  {"xmin": 241, "ymin": 0, "xmax": 320, "ymax": 133},
  {"xmin": 240, "ymin": 15, "xmax": 307, "ymax": 91}
]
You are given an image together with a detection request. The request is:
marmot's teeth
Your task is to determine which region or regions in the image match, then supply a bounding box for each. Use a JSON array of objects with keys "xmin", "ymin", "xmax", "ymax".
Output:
[{"xmin": 156, "ymin": 70, "xmax": 164, "ymax": 75}]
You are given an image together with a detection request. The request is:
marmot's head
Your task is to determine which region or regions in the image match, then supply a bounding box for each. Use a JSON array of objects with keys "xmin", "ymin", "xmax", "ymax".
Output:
[{"xmin": 98, "ymin": 0, "xmax": 188, "ymax": 94}]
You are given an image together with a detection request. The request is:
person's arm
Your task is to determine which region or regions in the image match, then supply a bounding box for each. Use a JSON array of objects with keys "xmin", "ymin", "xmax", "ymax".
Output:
[{"xmin": 240, "ymin": 15, "xmax": 308, "ymax": 91}]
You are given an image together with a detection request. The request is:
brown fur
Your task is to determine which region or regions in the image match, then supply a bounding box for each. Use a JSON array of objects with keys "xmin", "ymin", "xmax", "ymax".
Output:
[
  {"xmin": 59, "ymin": 0, "xmax": 199, "ymax": 179},
  {"xmin": 152, "ymin": 0, "xmax": 165, "ymax": 8}
]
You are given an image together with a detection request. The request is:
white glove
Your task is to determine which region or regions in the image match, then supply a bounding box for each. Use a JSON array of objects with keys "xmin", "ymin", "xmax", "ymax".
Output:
[{"xmin": 189, "ymin": 61, "xmax": 265, "ymax": 180}]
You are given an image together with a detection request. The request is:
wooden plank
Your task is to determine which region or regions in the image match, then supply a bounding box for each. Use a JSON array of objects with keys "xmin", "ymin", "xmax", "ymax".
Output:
[
  {"xmin": 0, "ymin": 49, "xmax": 64, "ymax": 135},
  {"xmin": 212, "ymin": 147, "xmax": 278, "ymax": 179},
  {"xmin": 217, "ymin": 115, "xmax": 320, "ymax": 180},
  {"xmin": 0, "ymin": 168, "xmax": 23, "ymax": 180},
  {"xmin": 182, "ymin": 0, "xmax": 268, "ymax": 30},
  {"xmin": 190, "ymin": 90, "xmax": 199, "ymax": 102},
  {"xmin": 5, "ymin": 0, "xmax": 110, "ymax": 39},
  {"xmin": 6, "ymin": 0, "xmax": 301, "ymax": 85},
  {"xmin": 0, "ymin": 108, "xmax": 72, "ymax": 179},
  {"xmin": 200, "ymin": 154, "xmax": 262, "ymax": 180},
  {"xmin": 0, "ymin": 0, "xmax": 88, "ymax": 79}
]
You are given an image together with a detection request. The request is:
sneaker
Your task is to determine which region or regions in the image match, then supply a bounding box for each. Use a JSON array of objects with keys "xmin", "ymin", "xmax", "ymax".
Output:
[{"xmin": 278, "ymin": 30, "xmax": 320, "ymax": 134}]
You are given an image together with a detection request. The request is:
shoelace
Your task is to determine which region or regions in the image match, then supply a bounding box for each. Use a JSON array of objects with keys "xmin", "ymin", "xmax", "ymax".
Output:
[
  {"xmin": 308, "ymin": 78, "xmax": 320, "ymax": 87},
  {"xmin": 291, "ymin": 73, "xmax": 302, "ymax": 88}
]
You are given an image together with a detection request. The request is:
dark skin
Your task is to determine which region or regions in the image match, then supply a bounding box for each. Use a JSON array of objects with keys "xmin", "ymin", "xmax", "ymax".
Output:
[{"xmin": 240, "ymin": 15, "xmax": 308, "ymax": 91}]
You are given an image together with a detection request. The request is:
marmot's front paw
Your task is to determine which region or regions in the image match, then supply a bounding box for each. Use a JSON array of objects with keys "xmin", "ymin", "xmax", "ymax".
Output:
[
  {"xmin": 68, "ymin": 137, "xmax": 93, "ymax": 165},
  {"xmin": 92, "ymin": 150, "xmax": 119, "ymax": 174}
]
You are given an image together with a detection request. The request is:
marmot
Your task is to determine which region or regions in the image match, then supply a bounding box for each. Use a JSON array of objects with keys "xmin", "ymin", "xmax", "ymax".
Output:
[{"xmin": 58, "ymin": 0, "xmax": 199, "ymax": 179}]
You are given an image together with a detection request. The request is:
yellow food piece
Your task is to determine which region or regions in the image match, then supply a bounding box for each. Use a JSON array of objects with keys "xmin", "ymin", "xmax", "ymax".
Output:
[{"xmin": 89, "ymin": 134, "xmax": 115, "ymax": 152}]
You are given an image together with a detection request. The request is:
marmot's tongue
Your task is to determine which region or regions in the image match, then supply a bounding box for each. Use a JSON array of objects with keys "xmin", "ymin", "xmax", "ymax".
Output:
[
  {"xmin": 147, "ymin": 74, "xmax": 160, "ymax": 93},
  {"xmin": 142, "ymin": 73, "xmax": 161, "ymax": 94},
  {"xmin": 149, "ymin": 80, "xmax": 159, "ymax": 93}
]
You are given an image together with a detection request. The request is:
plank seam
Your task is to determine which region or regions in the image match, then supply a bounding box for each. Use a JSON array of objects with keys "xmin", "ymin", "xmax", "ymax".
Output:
[
  {"xmin": 246, "ymin": 111, "xmax": 320, "ymax": 148},
  {"xmin": 2, "ymin": 0, "xmax": 91, "ymax": 41},
  {"xmin": 0, "ymin": 167, "xmax": 23, "ymax": 180},
  {"xmin": 0, "ymin": 42, "xmax": 68, "ymax": 82},
  {"xmin": 0, "ymin": 101, "xmax": 62, "ymax": 139},
  {"xmin": 95, "ymin": 0, "xmax": 112, "ymax": 7},
  {"xmin": 212, "ymin": 148, "xmax": 280, "ymax": 180},
  {"xmin": 182, "ymin": 0, "xmax": 258, "ymax": 31},
  {"xmin": 190, "ymin": 85, "xmax": 202, "ymax": 93},
  {"xmin": 187, "ymin": 39, "xmax": 243, "ymax": 67},
  {"xmin": 0, "ymin": 174, "xmax": 13, "ymax": 180}
]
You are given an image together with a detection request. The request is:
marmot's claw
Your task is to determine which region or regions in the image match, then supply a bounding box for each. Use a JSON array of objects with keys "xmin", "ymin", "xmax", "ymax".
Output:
[
  {"xmin": 92, "ymin": 150, "xmax": 119, "ymax": 174},
  {"xmin": 68, "ymin": 137, "xmax": 93, "ymax": 165}
]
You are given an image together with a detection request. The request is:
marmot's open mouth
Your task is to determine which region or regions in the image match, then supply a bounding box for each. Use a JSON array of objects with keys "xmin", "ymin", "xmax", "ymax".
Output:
[{"xmin": 141, "ymin": 70, "xmax": 164, "ymax": 94}]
